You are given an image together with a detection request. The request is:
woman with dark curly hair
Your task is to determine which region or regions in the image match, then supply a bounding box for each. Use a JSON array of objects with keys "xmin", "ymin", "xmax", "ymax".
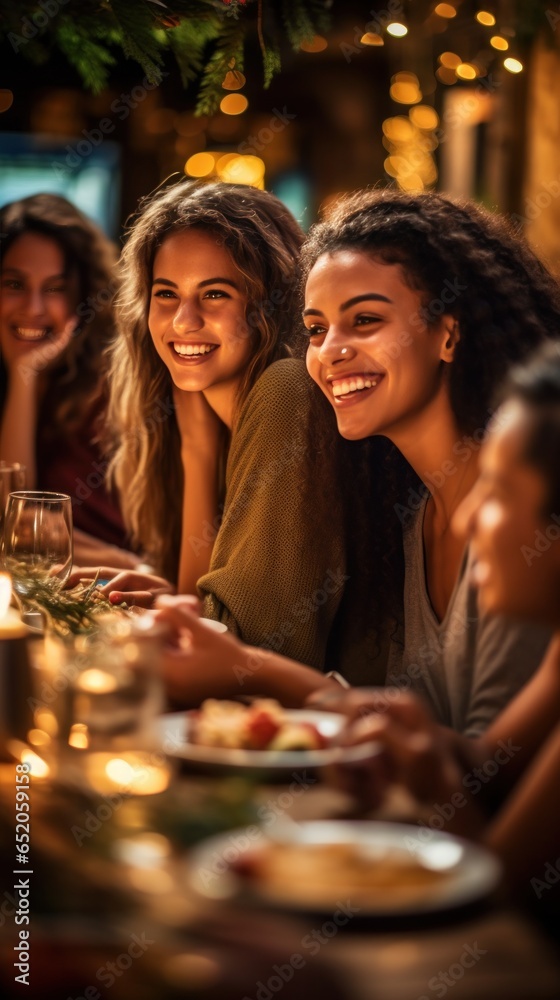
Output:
[
  {"xmin": 301, "ymin": 188, "xmax": 560, "ymax": 731},
  {"xmin": 152, "ymin": 189, "xmax": 560, "ymax": 723},
  {"xmin": 0, "ymin": 193, "xmax": 138, "ymax": 567}
]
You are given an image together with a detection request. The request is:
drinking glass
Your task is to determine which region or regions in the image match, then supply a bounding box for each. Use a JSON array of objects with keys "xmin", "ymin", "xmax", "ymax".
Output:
[
  {"xmin": 0, "ymin": 463, "xmax": 26, "ymax": 537},
  {"xmin": 3, "ymin": 491, "xmax": 73, "ymax": 598}
]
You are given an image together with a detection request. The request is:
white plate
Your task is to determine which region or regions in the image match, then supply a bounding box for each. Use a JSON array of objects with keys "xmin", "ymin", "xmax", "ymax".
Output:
[
  {"xmin": 155, "ymin": 710, "xmax": 381, "ymax": 776},
  {"xmin": 189, "ymin": 820, "xmax": 502, "ymax": 916}
]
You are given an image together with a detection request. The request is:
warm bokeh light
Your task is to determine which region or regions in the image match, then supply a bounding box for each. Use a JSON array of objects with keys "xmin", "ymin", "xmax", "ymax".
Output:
[
  {"xmin": 490, "ymin": 35, "xmax": 509, "ymax": 50},
  {"xmin": 0, "ymin": 574, "xmax": 11, "ymax": 618},
  {"xmin": 222, "ymin": 70, "xmax": 246, "ymax": 90},
  {"xmin": 216, "ymin": 154, "xmax": 265, "ymax": 186},
  {"xmin": 21, "ymin": 749, "xmax": 49, "ymax": 778},
  {"xmin": 0, "ymin": 90, "xmax": 13, "ymax": 113},
  {"xmin": 86, "ymin": 751, "xmax": 172, "ymax": 796},
  {"xmin": 476, "ymin": 11, "xmax": 496, "ymax": 26},
  {"xmin": 390, "ymin": 82, "xmax": 422, "ymax": 104},
  {"xmin": 456, "ymin": 62, "xmax": 478, "ymax": 80},
  {"xmin": 27, "ymin": 728, "xmax": 51, "ymax": 748},
  {"xmin": 77, "ymin": 668, "xmax": 118, "ymax": 694},
  {"xmin": 410, "ymin": 105, "xmax": 440, "ymax": 130},
  {"xmin": 398, "ymin": 172, "xmax": 425, "ymax": 192},
  {"xmin": 436, "ymin": 66, "xmax": 458, "ymax": 84},
  {"xmin": 300, "ymin": 35, "xmax": 328, "ymax": 52},
  {"xmin": 392, "ymin": 71, "xmax": 420, "ymax": 84},
  {"xmin": 439, "ymin": 51, "xmax": 462, "ymax": 69},
  {"xmin": 361, "ymin": 32, "xmax": 384, "ymax": 46},
  {"xmin": 220, "ymin": 93, "xmax": 249, "ymax": 115},
  {"xmin": 185, "ymin": 151, "xmax": 216, "ymax": 177},
  {"xmin": 383, "ymin": 116, "xmax": 415, "ymax": 141},
  {"xmin": 434, "ymin": 4, "xmax": 456, "ymax": 18},
  {"xmin": 504, "ymin": 57, "xmax": 523, "ymax": 73},
  {"xmin": 387, "ymin": 22, "xmax": 408, "ymax": 37},
  {"xmin": 68, "ymin": 723, "xmax": 89, "ymax": 749}
]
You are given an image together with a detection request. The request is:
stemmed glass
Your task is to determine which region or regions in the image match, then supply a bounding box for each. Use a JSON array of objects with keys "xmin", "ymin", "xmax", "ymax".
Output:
[{"xmin": 3, "ymin": 491, "xmax": 73, "ymax": 598}]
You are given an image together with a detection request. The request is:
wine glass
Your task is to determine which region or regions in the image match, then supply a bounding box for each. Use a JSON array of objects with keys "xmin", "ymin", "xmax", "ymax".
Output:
[{"xmin": 3, "ymin": 491, "xmax": 73, "ymax": 599}]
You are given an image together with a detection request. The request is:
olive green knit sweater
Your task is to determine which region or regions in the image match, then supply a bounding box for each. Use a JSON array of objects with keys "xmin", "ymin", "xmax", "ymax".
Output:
[{"xmin": 198, "ymin": 358, "xmax": 347, "ymax": 671}]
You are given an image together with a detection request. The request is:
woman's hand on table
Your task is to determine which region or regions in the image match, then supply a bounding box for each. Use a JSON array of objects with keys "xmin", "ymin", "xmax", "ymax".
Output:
[
  {"xmin": 152, "ymin": 596, "xmax": 244, "ymax": 705},
  {"xmin": 311, "ymin": 688, "xmax": 486, "ymax": 835},
  {"xmin": 66, "ymin": 565, "xmax": 175, "ymax": 608}
]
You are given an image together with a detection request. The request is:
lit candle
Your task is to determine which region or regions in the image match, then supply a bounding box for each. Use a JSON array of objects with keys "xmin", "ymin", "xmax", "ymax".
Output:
[
  {"xmin": 0, "ymin": 573, "xmax": 28, "ymax": 638},
  {"xmin": 0, "ymin": 572, "xmax": 35, "ymax": 762}
]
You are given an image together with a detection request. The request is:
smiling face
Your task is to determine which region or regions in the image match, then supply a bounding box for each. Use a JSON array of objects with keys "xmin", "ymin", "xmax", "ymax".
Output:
[
  {"xmin": 1, "ymin": 232, "xmax": 78, "ymax": 344},
  {"xmin": 148, "ymin": 229, "xmax": 252, "ymax": 401},
  {"xmin": 304, "ymin": 250, "xmax": 454, "ymax": 443},
  {"xmin": 453, "ymin": 400, "xmax": 560, "ymax": 626}
]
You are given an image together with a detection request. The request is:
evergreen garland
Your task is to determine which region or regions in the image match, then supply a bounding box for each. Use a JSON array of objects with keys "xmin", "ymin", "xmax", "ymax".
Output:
[{"xmin": 0, "ymin": 0, "xmax": 332, "ymax": 114}]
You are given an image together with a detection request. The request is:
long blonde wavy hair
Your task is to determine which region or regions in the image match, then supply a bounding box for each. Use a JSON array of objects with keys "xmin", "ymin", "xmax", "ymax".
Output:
[{"xmin": 107, "ymin": 179, "xmax": 305, "ymax": 581}]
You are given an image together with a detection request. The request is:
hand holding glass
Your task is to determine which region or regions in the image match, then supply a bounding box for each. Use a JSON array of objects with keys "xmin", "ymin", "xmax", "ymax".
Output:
[{"xmin": 3, "ymin": 491, "xmax": 73, "ymax": 597}]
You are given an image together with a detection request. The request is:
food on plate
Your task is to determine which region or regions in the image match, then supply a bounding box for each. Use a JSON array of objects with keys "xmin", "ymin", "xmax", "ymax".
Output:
[
  {"xmin": 231, "ymin": 841, "xmax": 451, "ymax": 906},
  {"xmin": 189, "ymin": 699, "xmax": 328, "ymax": 751}
]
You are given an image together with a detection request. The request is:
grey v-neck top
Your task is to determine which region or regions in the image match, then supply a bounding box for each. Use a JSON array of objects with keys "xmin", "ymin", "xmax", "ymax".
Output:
[{"xmin": 385, "ymin": 498, "xmax": 551, "ymax": 735}]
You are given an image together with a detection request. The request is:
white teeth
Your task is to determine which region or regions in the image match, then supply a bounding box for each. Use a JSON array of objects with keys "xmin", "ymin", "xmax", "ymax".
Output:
[
  {"xmin": 16, "ymin": 328, "xmax": 48, "ymax": 340},
  {"xmin": 173, "ymin": 343, "xmax": 217, "ymax": 357},
  {"xmin": 332, "ymin": 377, "xmax": 378, "ymax": 398}
]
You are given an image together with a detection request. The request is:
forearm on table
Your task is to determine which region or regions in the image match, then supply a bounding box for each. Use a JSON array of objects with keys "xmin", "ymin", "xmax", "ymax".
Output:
[
  {"xmin": 0, "ymin": 376, "xmax": 38, "ymax": 481},
  {"xmin": 178, "ymin": 451, "xmax": 220, "ymax": 594},
  {"xmin": 231, "ymin": 647, "xmax": 337, "ymax": 708}
]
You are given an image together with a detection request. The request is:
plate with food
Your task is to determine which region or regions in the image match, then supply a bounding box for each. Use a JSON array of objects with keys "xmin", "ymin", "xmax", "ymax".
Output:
[
  {"xmin": 155, "ymin": 698, "xmax": 380, "ymax": 776},
  {"xmin": 189, "ymin": 820, "xmax": 502, "ymax": 916}
]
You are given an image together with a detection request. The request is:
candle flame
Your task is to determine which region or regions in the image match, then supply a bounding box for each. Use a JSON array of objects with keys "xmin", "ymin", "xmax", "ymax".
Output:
[{"xmin": 0, "ymin": 573, "xmax": 12, "ymax": 619}]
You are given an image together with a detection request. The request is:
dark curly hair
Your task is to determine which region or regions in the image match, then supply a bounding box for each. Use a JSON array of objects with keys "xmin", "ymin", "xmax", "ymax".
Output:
[
  {"xmin": 299, "ymin": 188, "xmax": 560, "ymax": 648},
  {"xmin": 0, "ymin": 192, "xmax": 118, "ymax": 433}
]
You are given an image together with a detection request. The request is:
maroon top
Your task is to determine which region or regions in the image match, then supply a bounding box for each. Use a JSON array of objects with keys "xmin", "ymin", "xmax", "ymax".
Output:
[{"xmin": 36, "ymin": 393, "xmax": 128, "ymax": 550}]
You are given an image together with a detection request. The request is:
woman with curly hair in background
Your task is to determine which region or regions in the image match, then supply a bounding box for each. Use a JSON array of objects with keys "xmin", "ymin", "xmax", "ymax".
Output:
[{"xmin": 0, "ymin": 193, "xmax": 138, "ymax": 567}]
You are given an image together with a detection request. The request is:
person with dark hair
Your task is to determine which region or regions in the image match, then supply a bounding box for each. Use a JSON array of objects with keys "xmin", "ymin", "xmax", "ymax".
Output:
[
  {"xmin": 300, "ymin": 188, "xmax": 560, "ymax": 732},
  {"xmin": 328, "ymin": 339, "xmax": 560, "ymax": 913},
  {"xmin": 91, "ymin": 179, "xmax": 348, "ymax": 670},
  {"xmin": 0, "ymin": 193, "xmax": 138, "ymax": 567},
  {"xmin": 150, "ymin": 189, "xmax": 560, "ymax": 721}
]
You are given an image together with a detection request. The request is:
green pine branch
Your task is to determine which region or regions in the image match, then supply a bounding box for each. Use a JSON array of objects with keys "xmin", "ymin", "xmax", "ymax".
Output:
[{"xmin": 195, "ymin": 19, "xmax": 246, "ymax": 115}]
